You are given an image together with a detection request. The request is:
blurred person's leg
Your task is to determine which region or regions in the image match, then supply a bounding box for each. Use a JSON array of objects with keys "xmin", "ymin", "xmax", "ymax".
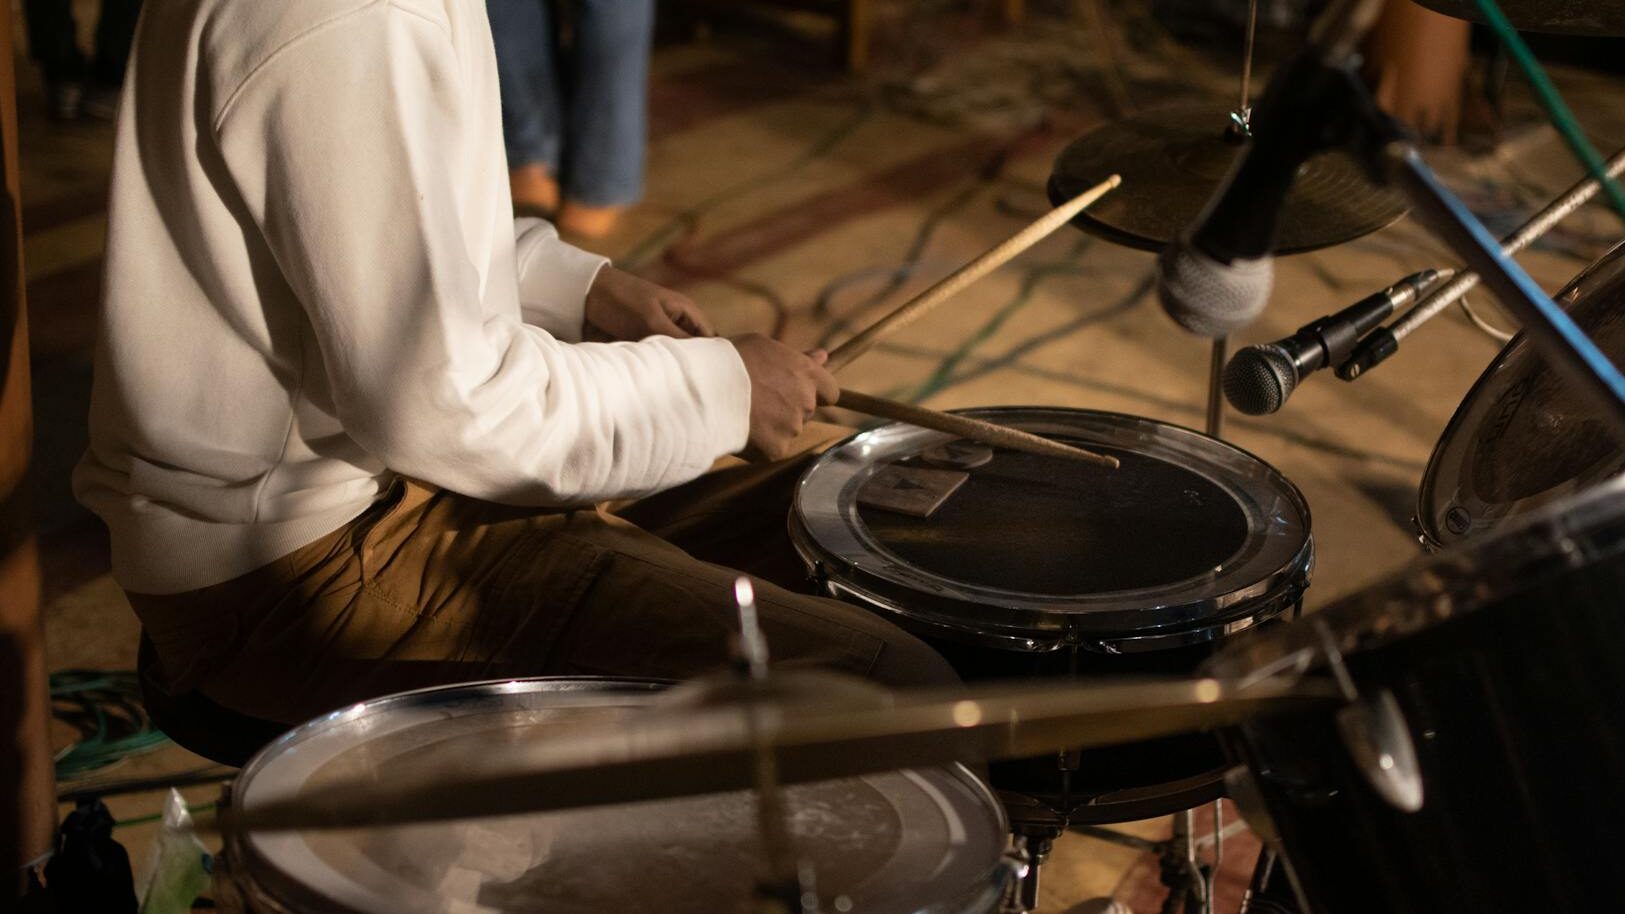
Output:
[
  {"xmin": 556, "ymin": 0, "xmax": 654, "ymax": 239},
  {"xmin": 23, "ymin": 0, "xmax": 87, "ymax": 119},
  {"xmin": 1365, "ymin": 0, "xmax": 1471, "ymax": 144},
  {"xmin": 83, "ymin": 0, "xmax": 143, "ymax": 119},
  {"xmin": 490, "ymin": 0, "xmax": 564, "ymax": 215}
]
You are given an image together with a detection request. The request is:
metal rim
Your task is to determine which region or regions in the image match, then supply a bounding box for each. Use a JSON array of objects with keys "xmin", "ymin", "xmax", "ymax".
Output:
[
  {"xmin": 1211, "ymin": 474, "xmax": 1625, "ymax": 681},
  {"xmin": 226, "ymin": 676, "xmax": 1012, "ymax": 914},
  {"xmin": 792, "ymin": 407, "xmax": 1313, "ymax": 649}
]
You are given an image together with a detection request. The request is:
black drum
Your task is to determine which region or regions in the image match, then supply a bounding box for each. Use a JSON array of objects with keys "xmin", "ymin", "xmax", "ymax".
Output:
[
  {"xmin": 1418, "ymin": 241, "xmax": 1625, "ymax": 549},
  {"xmin": 1208, "ymin": 476, "xmax": 1625, "ymax": 914},
  {"xmin": 217, "ymin": 678, "xmax": 1016, "ymax": 914},
  {"xmin": 791, "ymin": 407, "xmax": 1313, "ymax": 826}
]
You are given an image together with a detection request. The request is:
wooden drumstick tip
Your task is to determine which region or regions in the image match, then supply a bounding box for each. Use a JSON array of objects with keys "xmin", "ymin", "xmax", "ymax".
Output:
[
  {"xmin": 836, "ymin": 389, "xmax": 1120, "ymax": 470},
  {"xmin": 825, "ymin": 175, "xmax": 1122, "ymax": 372}
]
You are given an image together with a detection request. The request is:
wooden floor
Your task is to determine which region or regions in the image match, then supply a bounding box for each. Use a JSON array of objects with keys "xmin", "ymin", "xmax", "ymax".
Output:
[{"xmin": 20, "ymin": 4, "xmax": 1625, "ymax": 911}]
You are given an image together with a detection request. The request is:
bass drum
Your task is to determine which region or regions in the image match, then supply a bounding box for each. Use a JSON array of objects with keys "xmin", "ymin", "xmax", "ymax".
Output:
[
  {"xmin": 1207, "ymin": 476, "xmax": 1625, "ymax": 914},
  {"xmin": 216, "ymin": 678, "xmax": 1014, "ymax": 914},
  {"xmin": 792, "ymin": 407, "xmax": 1313, "ymax": 826},
  {"xmin": 1418, "ymin": 241, "xmax": 1625, "ymax": 549}
]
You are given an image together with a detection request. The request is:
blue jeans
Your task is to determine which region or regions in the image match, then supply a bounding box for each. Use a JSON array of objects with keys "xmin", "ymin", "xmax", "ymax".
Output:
[{"xmin": 487, "ymin": 0, "xmax": 654, "ymax": 207}]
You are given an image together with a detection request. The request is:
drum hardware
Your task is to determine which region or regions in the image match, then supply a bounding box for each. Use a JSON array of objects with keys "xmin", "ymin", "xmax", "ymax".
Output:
[
  {"xmin": 1045, "ymin": 102, "xmax": 1408, "ymax": 255},
  {"xmin": 1067, "ymin": 803, "xmax": 1232, "ymax": 914},
  {"xmin": 1340, "ymin": 141, "xmax": 1625, "ymax": 382},
  {"xmin": 730, "ymin": 578, "xmax": 819, "ymax": 914},
  {"xmin": 1206, "ymin": 338, "xmax": 1228, "ymax": 438},
  {"xmin": 1312, "ymin": 620, "xmax": 1423, "ymax": 814}
]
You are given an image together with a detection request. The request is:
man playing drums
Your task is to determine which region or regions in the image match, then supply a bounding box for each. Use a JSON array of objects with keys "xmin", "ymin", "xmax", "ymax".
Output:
[{"xmin": 74, "ymin": 0, "xmax": 954, "ymax": 729}]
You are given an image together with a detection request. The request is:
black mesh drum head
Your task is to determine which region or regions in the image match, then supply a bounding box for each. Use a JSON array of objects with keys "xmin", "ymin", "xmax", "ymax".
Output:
[
  {"xmin": 792, "ymin": 408, "xmax": 1312, "ymax": 650},
  {"xmin": 1419, "ymin": 243, "xmax": 1625, "ymax": 549}
]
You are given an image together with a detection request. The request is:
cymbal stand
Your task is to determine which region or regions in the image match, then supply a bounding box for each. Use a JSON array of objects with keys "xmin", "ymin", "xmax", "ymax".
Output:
[
  {"xmin": 1206, "ymin": 338, "xmax": 1228, "ymax": 438},
  {"xmin": 1225, "ymin": 33, "xmax": 1625, "ymax": 440},
  {"xmin": 732, "ymin": 578, "xmax": 821, "ymax": 914},
  {"xmin": 1204, "ymin": 0, "xmax": 1258, "ymax": 442}
]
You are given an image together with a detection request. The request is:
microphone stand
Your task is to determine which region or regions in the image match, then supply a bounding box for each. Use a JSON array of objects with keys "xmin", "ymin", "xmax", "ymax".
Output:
[
  {"xmin": 1207, "ymin": 338, "xmax": 1229, "ymax": 438},
  {"xmin": 1240, "ymin": 56, "xmax": 1625, "ymax": 441}
]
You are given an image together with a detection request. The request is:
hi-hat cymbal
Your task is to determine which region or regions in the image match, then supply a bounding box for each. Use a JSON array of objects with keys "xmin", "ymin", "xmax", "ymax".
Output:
[
  {"xmin": 1414, "ymin": 0, "xmax": 1625, "ymax": 35},
  {"xmin": 233, "ymin": 670, "xmax": 1336, "ymax": 832},
  {"xmin": 1047, "ymin": 102, "xmax": 1408, "ymax": 253}
]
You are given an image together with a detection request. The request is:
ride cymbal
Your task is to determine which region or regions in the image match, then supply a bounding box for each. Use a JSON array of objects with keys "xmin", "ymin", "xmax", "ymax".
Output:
[
  {"xmin": 1414, "ymin": 0, "xmax": 1625, "ymax": 35},
  {"xmin": 233, "ymin": 670, "xmax": 1336, "ymax": 832},
  {"xmin": 1047, "ymin": 102, "xmax": 1408, "ymax": 253}
]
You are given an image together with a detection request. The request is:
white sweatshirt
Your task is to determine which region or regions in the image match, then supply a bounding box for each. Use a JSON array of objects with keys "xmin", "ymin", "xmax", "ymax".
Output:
[{"xmin": 73, "ymin": 0, "xmax": 752, "ymax": 594}]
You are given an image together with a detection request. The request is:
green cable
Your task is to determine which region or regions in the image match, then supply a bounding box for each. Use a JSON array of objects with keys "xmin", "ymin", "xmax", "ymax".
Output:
[
  {"xmin": 50, "ymin": 670, "xmax": 171, "ymax": 779},
  {"xmin": 1473, "ymin": 0, "xmax": 1625, "ymax": 227}
]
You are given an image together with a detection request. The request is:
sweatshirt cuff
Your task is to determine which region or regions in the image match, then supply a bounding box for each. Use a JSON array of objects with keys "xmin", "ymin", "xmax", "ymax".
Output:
[
  {"xmin": 670, "ymin": 336, "xmax": 752, "ymax": 457},
  {"xmin": 514, "ymin": 216, "xmax": 609, "ymax": 342}
]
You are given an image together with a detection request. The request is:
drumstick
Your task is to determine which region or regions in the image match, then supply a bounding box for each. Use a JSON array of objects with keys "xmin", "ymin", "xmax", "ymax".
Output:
[
  {"xmin": 837, "ymin": 389, "xmax": 1120, "ymax": 469},
  {"xmin": 825, "ymin": 174, "xmax": 1121, "ymax": 372}
]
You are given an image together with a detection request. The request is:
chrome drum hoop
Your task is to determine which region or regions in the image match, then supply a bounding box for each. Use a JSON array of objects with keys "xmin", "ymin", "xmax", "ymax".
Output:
[
  {"xmin": 221, "ymin": 677, "xmax": 1012, "ymax": 914},
  {"xmin": 791, "ymin": 407, "xmax": 1313, "ymax": 652}
]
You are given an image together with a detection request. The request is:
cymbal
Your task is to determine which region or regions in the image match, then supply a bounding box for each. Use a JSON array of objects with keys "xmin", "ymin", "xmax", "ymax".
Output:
[
  {"xmin": 1413, "ymin": 0, "xmax": 1625, "ymax": 35},
  {"xmin": 232, "ymin": 670, "xmax": 1337, "ymax": 832},
  {"xmin": 1047, "ymin": 102, "xmax": 1408, "ymax": 253}
]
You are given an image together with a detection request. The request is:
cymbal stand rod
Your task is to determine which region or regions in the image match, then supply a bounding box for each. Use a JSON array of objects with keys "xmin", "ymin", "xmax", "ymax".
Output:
[
  {"xmin": 1387, "ymin": 142, "xmax": 1625, "ymax": 345},
  {"xmin": 1206, "ymin": 337, "xmax": 1228, "ymax": 439},
  {"xmin": 1238, "ymin": 0, "xmax": 1259, "ymax": 123},
  {"xmin": 733, "ymin": 579, "xmax": 817, "ymax": 914},
  {"xmin": 1383, "ymin": 142, "xmax": 1625, "ymax": 439}
]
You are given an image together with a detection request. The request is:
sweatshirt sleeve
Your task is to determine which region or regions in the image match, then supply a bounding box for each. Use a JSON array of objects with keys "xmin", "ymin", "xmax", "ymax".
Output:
[
  {"xmin": 512, "ymin": 216, "xmax": 605, "ymax": 342},
  {"xmin": 212, "ymin": 6, "xmax": 749, "ymax": 505}
]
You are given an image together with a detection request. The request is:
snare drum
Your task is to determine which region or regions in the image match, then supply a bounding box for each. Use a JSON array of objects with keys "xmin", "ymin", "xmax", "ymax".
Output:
[
  {"xmin": 1208, "ymin": 475, "xmax": 1625, "ymax": 914},
  {"xmin": 791, "ymin": 407, "xmax": 1313, "ymax": 825},
  {"xmin": 217, "ymin": 678, "xmax": 1013, "ymax": 914},
  {"xmin": 1418, "ymin": 241, "xmax": 1625, "ymax": 549}
]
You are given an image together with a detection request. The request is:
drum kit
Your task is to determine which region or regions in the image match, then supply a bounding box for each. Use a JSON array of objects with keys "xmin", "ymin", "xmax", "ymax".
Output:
[{"xmin": 206, "ymin": 2, "xmax": 1625, "ymax": 912}]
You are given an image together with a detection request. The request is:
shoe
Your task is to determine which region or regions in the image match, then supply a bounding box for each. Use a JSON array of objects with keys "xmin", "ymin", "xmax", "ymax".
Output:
[
  {"xmin": 557, "ymin": 200, "xmax": 627, "ymax": 240},
  {"xmin": 80, "ymin": 85, "xmax": 122, "ymax": 121},
  {"xmin": 47, "ymin": 82, "xmax": 83, "ymax": 121},
  {"xmin": 509, "ymin": 163, "xmax": 560, "ymax": 218}
]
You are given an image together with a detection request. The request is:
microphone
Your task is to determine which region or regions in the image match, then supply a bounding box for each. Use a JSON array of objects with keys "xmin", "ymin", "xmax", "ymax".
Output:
[
  {"xmin": 1156, "ymin": 0, "xmax": 1386, "ymax": 338},
  {"xmin": 1223, "ymin": 270, "xmax": 1438, "ymax": 415}
]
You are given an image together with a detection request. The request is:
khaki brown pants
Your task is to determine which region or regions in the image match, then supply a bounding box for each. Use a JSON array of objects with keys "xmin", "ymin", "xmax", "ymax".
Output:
[{"xmin": 130, "ymin": 425, "xmax": 957, "ymax": 725}]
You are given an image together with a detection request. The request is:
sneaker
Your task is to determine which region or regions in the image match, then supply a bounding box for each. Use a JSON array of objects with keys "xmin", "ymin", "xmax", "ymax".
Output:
[
  {"xmin": 509, "ymin": 163, "xmax": 560, "ymax": 218},
  {"xmin": 557, "ymin": 200, "xmax": 627, "ymax": 240}
]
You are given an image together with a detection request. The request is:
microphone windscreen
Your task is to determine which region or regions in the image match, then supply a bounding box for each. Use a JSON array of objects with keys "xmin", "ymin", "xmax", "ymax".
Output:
[
  {"xmin": 1223, "ymin": 344, "xmax": 1298, "ymax": 415},
  {"xmin": 1156, "ymin": 240, "xmax": 1274, "ymax": 338}
]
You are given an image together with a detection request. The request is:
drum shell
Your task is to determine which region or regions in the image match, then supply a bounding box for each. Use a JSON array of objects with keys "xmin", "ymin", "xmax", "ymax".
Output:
[{"xmin": 1220, "ymin": 546, "xmax": 1625, "ymax": 914}]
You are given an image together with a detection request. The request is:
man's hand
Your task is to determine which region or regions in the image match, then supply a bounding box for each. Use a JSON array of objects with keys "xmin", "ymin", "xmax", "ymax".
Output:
[
  {"xmin": 731, "ymin": 334, "xmax": 839, "ymax": 461},
  {"xmin": 584, "ymin": 266, "xmax": 715, "ymax": 341}
]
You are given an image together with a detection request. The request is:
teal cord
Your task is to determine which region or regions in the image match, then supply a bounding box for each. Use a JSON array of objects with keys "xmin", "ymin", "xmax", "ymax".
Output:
[
  {"xmin": 1472, "ymin": 0, "xmax": 1625, "ymax": 227},
  {"xmin": 51, "ymin": 670, "xmax": 171, "ymax": 779}
]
